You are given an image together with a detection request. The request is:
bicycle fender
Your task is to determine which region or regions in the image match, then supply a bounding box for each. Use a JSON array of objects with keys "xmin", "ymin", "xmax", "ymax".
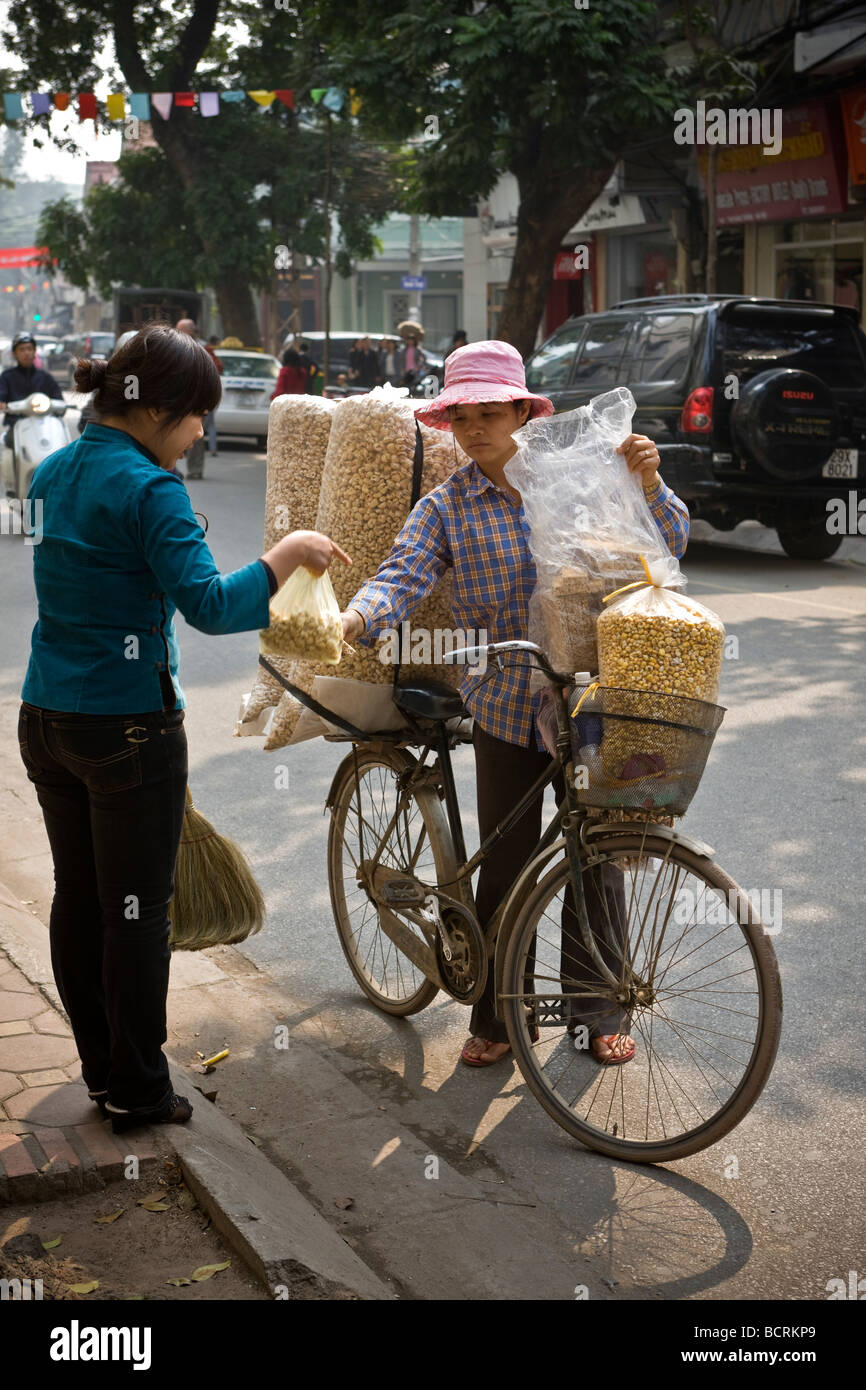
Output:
[{"xmin": 583, "ymin": 821, "xmax": 716, "ymax": 860}]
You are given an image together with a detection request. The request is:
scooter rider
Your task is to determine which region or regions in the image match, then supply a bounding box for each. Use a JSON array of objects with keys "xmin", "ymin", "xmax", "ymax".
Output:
[{"xmin": 0, "ymin": 332, "xmax": 65, "ymax": 497}]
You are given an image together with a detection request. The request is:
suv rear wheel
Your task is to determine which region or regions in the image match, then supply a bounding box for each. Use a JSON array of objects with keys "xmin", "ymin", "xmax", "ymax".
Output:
[{"xmin": 776, "ymin": 516, "xmax": 843, "ymax": 562}]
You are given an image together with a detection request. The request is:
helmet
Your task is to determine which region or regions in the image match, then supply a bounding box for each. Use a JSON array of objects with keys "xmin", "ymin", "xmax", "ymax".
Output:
[{"xmin": 12, "ymin": 332, "xmax": 36, "ymax": 350}]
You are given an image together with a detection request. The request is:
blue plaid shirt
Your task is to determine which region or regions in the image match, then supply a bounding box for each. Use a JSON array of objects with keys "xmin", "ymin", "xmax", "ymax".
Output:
[{"xmin": 349, "ymin": 461, "xmax": 689, "ymax": 748}]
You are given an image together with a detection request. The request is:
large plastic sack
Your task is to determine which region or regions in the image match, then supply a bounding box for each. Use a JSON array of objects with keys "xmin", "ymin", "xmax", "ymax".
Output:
[
  {"xmin": 262, "ymin": 395, "xmax": 469, "ymax": 750},
  {"xmin": 238, "ymin": 395, "xmax": 339, "ymax": 728},
  {"xmin": 504, "ymin": 387, "xmax": 678, "ymax": 676}
]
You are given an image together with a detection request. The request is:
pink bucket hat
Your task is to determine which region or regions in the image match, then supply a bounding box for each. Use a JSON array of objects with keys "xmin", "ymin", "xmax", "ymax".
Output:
[{"xmin": 414, "ymin": 340, "xmax": 555, "ymax": 431}]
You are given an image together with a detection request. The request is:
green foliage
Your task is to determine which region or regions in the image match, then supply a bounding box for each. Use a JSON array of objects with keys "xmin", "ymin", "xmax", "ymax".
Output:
[{"xmin": 5, "ymin": 1, "xmax": 404, "ymax": 304}]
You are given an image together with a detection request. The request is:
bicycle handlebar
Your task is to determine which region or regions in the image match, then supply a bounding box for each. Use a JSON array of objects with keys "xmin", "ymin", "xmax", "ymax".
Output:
[{"xmin": 442, "ymin": 640, "xmax": 572, "ymax": 685}]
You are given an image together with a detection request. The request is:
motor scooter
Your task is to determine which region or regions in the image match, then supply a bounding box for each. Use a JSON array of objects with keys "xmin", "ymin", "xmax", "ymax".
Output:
[{"xmin": 2, "ymin": 393, "xmax": 76, "ymax": 501}]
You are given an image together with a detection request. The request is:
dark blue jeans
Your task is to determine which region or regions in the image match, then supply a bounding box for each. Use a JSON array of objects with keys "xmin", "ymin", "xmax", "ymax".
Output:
[{"xmin": 18, "ymin": 701, "xmax": 188, "ymax": 1110}]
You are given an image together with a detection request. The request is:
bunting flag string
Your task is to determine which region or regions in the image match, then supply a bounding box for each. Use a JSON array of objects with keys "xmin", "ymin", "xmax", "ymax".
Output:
[{"xmin": 0, "ymin": 87, "xmax": 352, "ymax": 122}]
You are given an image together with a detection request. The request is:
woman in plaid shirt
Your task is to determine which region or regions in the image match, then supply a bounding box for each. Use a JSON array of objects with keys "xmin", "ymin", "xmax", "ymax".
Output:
[{"xmin": 341, "ymin": 341, "xmax": 689, "ymax": 1068}]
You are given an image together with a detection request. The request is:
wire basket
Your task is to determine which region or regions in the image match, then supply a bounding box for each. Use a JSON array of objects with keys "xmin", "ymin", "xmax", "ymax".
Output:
[{"xmin": 568, "ymin": 685, "xmax": 726, "ymax": 817}]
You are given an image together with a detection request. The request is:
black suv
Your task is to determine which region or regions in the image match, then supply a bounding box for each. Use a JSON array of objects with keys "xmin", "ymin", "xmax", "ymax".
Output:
[{"xmin": 524, "ymin": 295, "xmax": 866, "ymax": 560}]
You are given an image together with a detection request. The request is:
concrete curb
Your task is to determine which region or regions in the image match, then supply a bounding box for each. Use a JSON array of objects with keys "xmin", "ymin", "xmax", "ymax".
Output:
[{"xmin": 0, "ymin": 876, "xmax": 394, "ymax": 1300}]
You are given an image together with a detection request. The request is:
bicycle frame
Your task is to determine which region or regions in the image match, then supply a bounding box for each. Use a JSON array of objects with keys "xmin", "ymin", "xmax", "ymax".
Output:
[{"xmin": 332, "ymin": 641, "xmax": 625, "ymax": 997}]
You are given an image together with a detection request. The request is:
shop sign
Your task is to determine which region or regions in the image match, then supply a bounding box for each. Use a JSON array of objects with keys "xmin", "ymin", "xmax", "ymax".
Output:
[
  {"xmin": 569, "ymin": 193, "xmax": 645, "ymax": 235},
  {"xmin": 554, "ymin": 247, "xmax": 590, "ymax": 279},
  {"xmin": 840, "ymin": 86, "xmax": 866, "ymax": 185},
  {"xmin": 700, "ymin": 100, "xmax": 846, "ymax": 225}
]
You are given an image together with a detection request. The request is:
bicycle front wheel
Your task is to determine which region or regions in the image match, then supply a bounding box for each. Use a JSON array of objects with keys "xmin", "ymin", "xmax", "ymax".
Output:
[
  {"xmin": 501, "ymin": 834, "xmax": 782, "ymax": 1163},
  {"xmin": 327, "ymin": 745, "xmax": 454, "ymax": 1016}
]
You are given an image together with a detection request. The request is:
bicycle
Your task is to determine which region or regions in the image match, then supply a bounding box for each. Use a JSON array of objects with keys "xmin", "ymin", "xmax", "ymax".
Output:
[{"xmin": 260, "ymin": 644, "xmax": 783, "ymax": 1164}]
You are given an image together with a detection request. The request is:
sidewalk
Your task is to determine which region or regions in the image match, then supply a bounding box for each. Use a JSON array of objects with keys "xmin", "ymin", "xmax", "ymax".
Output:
[
  {"xmin": 0, "ymin": 878, "xmax": 393, "ymax": 1299},
  {"xmin": 0, "ymin": 941, "xmax": 164, "ymax": 1203}
]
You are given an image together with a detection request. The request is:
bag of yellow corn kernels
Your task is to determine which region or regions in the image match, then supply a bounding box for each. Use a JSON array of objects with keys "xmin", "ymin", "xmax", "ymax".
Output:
[
  {"xmin": 260, "ymin": 566, "xmax": 344, "ymax": 665},
  {"xmin": 596, "ymin": 561, "xmax": 725, "ymax": 777}
]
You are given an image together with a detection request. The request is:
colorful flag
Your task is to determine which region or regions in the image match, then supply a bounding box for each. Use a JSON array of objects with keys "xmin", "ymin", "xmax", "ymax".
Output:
[
  {"xmin": 54, "ymin": 92, "xmax": 71, "ymax": 111},
  {"xmin": 349, "ymin": 89, "xmax": 362, "ymax": 117},
  {"xmin": 322, "ymin": 88, "xmax": 344, "ymax": 114},
  {"xmin": 221, "ymin": 90, "xmax": 246, "ymax": 103},
  {"xmin": 129, "ymin": 93, "xmax": 150, "ymax": 120},
  {"xmin": 78, "ymin": 93, "xmax": 98, "ymax": 122},
  {"xmin": 248, "ymin": 91, "xmax": 276, "ymax": 107},
  {"xmin": 310, "ymin": 88, "xmax": 326, "ymax": 105},
  {"xmin": 200, "ymin": 92, "xmax": 219, "ymax": 117},
  {"xmin": 3, "ymin": 93, "xmax": 24, "ymax": 119},
  {"xmin": 275, "ymin": 89, "xmax": 295, "ymax": 110},
  {"xmin": 30, "ymin": 93, "xmax": 51, "ymax": 115},
  {"xmin": 106, "ymin": 93, "xmax": 126, "ymax": 120},
  {"xmin": 151, "ymin": 93, "xmax": 173, "ymax": 120},
  {"xmin": 174, "ymin": 92, "xmax": 195, "ymax": 107}
]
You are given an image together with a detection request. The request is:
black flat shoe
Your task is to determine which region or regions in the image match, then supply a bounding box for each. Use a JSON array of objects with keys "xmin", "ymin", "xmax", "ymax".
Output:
[
  {"xmin": 106, "ymin": 1093, "xmax": 193, "ymax": 1134},
  {"xmin": 88, "ymin": 1089, "xmax": 109, "ymax": 1116}
]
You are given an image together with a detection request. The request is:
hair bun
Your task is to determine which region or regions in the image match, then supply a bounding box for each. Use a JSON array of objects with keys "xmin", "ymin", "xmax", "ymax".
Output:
[{"xmin": 73, "ymin": 356, "xmax": 109, "ymax": 393}]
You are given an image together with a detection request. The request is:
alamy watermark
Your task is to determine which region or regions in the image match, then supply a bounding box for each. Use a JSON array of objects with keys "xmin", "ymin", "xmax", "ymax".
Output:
[
  {"xmin": 1, "ymin": 498, "xmax": 43, "ymax": 544},
  {"xmin": 672, "ymin": 885, "xmax": 783, "ymax": 936},
  {"xmin": 826, "ymin": 491, "xmax": 866, "ymax": 536},
  {"xmin": 377, "ymin": 623, "xmax": 489, "ymax": 671},
  {"xmin": 674, "ymin": 100, "xmax": 783, "ymax": 158}
]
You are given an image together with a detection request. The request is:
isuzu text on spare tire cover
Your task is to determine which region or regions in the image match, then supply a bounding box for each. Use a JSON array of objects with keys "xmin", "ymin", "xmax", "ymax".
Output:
[{"xmin": 730, "ymin": 368, "xmax": 838, "ymax": 481}]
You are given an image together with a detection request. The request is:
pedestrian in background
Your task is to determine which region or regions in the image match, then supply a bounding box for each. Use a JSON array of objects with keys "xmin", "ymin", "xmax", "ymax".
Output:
[
  {"xmin": 202, "ymin": 335, "xmax": 223, "ymax": 455},
  {"xmin": 18, "ymin": 324, "xmax": 350, "ymax": 1133},
  {"xmin": 272, "ymin": 347, "xmax": 308, "ymax": 399},
  {"xmin": 378, "ymin": 337, "xmax": 403, "ymax": 385},
  {"xmin": 445, "ymin": 330, "xmax": 468, "ymax": 359},
  {"xmin": 401, "ymin": 333, "xmax": 426, "ymax": 388}
]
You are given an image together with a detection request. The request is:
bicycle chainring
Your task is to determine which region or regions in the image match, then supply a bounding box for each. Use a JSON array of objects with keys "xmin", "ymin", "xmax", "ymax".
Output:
[{"xmin": 434, "ymin": 903, "xmax": 487, "ymax": 1002}]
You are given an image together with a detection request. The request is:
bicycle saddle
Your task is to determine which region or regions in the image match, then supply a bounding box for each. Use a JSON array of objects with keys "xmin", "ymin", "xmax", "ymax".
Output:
[{"xmin": 392, "ymin": 679, "xmax": 467, "ymax": 722}]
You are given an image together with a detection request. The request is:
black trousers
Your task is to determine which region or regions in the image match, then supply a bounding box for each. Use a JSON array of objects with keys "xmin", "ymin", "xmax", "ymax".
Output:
[
  {"xmin": 18, "ymin": 701, "xmax": 188, "ymax": 1110},
  {"xmin": 469, "ymin": 722, "xmax": 631, "ymax": 1045}
]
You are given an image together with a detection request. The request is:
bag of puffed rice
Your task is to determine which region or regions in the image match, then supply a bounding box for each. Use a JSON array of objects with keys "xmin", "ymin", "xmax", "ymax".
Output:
[{"xmin": 260, "ymin": 566, "xmax": 344, "ymax": 664}]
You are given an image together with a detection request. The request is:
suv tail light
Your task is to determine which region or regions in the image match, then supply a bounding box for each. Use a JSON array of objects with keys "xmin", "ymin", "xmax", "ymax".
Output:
[{"xmin": 681, "ymin": 386, "xmax": 714, "ymax": 434}]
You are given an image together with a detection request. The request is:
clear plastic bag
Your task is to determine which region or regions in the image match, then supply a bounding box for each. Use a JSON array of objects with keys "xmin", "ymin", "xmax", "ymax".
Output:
[
  {"xmin": 504, "ymin": 387, "xmax": 680, "ymax": 675},
  {"xmin": 260, "ymin": 566, "xmax": 344, "ymax": 664}
]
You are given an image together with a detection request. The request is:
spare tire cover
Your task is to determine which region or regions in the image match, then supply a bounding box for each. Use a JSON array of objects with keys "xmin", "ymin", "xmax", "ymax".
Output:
[{"xmin": 730, "ymin": 368, "xmax": 838, "ymax": 480}]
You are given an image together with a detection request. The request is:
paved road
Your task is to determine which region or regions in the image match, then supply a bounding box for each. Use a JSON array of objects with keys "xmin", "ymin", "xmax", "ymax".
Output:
[{"xmin": 1, "ymin": 440, "xmax": 864, "ymax": 1300}]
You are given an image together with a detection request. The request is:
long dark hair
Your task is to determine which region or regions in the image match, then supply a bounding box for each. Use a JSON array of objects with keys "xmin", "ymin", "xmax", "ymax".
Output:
[
  {"xmin": 282, "ymin": 348, "xmax": 301, "ymax": 368},
  {"xmin": 74, "ymin": 323, "xmax": 221, "ymax": 431}
]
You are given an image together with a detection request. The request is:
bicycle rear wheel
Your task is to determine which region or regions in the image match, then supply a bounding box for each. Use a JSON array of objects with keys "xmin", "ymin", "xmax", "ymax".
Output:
[
  {"xmin": 327, "ymin": 745, "xmax": 453, "ymax": 1016},
  {"xmin": 500, "ymin": 833, "xmax": 782, "ymax": 1163}
]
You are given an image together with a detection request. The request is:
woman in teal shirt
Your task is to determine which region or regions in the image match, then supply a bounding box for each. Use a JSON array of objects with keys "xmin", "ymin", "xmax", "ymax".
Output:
[{"xmin": 18, "ymin": 325, "xmax": 348, "ymax": 1133}]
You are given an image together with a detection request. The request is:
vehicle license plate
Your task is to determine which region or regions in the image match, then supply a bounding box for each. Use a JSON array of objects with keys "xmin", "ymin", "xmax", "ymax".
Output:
[{"xmin": 822, "ymin": 449, "xmax": 858, "ymax": 479}]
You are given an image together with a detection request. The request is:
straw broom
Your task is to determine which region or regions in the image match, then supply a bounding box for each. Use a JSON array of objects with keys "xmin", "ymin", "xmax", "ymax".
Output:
[{"xmin": 169, "ymin": 786, "xmax": 265, "ymax": 951}]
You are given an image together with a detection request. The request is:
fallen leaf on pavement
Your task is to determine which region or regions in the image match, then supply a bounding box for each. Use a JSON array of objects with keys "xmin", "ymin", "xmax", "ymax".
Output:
[
  {"xmin": 95, "ymin": 1210, "xmax": 125, "ymax": 1224},
  {"xmin": 167, "ymin": 1277, "xmax": 192, "ymax": 1287},
  {"xmin": 140, "ymin": 1199, "xmax": 171, "ymax": 1212},
  {"xmin": 68, "ymin": 1280, "xmax": 100, "ymax": 1294},
  {"xmin": 191, "ymin": 1261, "xmax": 231, "ymax": 1282},
  {"xmin": 41, "ymin": 1236, "xmax": 62, "ymax": 1249}
]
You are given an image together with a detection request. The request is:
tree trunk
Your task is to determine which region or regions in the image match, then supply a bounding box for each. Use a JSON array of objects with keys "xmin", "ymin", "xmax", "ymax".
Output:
[
  {"xmin": 497, "ymin": 166, "xmax": 614, "ymax": 358},
  {"xmin": 212, "ymin": 276, "xmax": 261, "ymax": 345}
]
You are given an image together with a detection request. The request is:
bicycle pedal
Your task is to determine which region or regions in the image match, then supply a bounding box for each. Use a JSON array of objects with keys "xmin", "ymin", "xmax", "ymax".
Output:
[{"xmin": 381, "ymin": 876, "xmax": 428, "ymax": 906}]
